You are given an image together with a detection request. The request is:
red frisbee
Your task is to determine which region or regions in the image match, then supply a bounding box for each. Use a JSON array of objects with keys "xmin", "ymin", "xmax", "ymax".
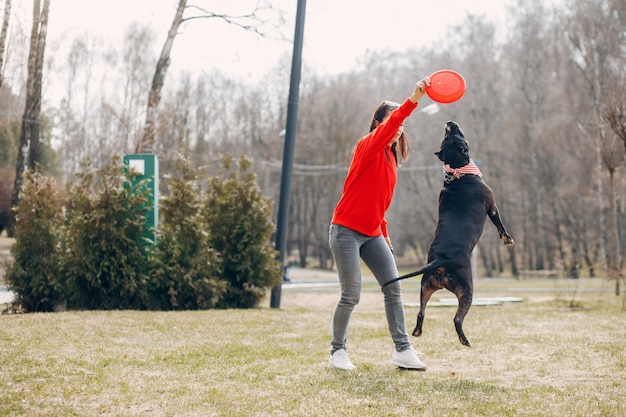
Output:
[{"xmin": 425, "ymin": 70, "xmax": 466, "ymax": 103}]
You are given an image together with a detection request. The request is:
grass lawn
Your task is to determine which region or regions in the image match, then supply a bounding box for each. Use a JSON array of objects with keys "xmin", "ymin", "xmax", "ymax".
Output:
[{"xmin": 0, "ymin": 271, "xmax": 624, "ymax": 416}]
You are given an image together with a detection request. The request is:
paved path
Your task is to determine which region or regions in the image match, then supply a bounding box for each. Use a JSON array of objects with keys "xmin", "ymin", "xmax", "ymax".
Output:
[
  {"xmin": 0, "ymin": 286, "xmax": 14, "ymax": 305},
  {"xmin": 3, "ymin": 267, "xmax": 603, "ymax": 308}
]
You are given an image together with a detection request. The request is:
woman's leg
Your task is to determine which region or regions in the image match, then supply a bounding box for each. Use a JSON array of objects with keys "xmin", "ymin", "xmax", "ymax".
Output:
[
  {"xmin": 329, "ymin": 224, "xmax": 365, "ymax": 353},
  {"xmin": 360, "ymin": 236, "xmax": 411, "ymax": 352}
]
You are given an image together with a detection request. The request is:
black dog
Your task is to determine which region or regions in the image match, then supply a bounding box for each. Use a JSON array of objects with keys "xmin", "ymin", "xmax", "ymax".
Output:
[{"xmin": 384, "ymin": 120, "xmax": 514, "ymax": 347}]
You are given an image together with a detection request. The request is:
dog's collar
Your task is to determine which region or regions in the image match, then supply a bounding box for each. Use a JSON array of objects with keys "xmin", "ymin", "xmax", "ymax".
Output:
[{"xmin": 443, "ymin": 160, "xmax": 482, "ymax": 184}]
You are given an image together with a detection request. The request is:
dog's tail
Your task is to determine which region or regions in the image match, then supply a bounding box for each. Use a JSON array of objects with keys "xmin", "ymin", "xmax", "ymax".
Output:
[{"xmin": 381, "ymin": 259, "xmax": 445, "ymax": 289}]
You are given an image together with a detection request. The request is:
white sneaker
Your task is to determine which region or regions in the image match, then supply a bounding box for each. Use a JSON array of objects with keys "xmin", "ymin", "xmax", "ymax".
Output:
[
  {"xmin": 329, "ymin": 349, "xmax": 356, "ymax": 370},
  {"xmin": 391, "ymin": 347, "xmax": 427, "ymax": 371}
]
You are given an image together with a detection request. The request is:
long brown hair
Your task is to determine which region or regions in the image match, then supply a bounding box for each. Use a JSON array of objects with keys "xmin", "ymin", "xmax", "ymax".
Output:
[{"xmin": 369, "ymin": 101, "xmax": 410, "ymax": 166}]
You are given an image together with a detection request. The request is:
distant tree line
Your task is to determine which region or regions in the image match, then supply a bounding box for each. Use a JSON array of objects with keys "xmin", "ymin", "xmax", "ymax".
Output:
[{"xmin": 0, "ymin": 0, "xmax": 624, "ymax": 291}]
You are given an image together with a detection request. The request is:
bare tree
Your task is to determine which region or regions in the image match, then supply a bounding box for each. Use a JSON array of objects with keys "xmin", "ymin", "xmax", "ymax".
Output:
[
  {"xmin": 0, "ymin": 0, "xmax": 11, "ymax": 87},
  {"xmin": 57, "ymin": 37, "xmax": 93, "ymax": 181},
  {"xmin": 604, "ymin": 90, "xmax": 626, "ymax": 294},
  {"xmin": 511, "ymin": 0, "xmax": 556, "ymax": 271},
  {"xmin": 136, "ymin": 0, "xmax": 285, "ymax": 153},
  {"xmin": 443, "ymin": 14, "xmax": 519, "ymax": 277},
  {"xmin": 605, "ymin": 93, "xmax": 626, "ymax": 152},
  {"xmin": 137, "ymin": 0, "xmax": 186, "ymax": 154},
  {"xmin": 564, "ymin": 0, "xmax": 626, "ymax": 276},
  {"xmin": 56, "ymin": 26, "xmax": 157, "ymax": 176},
  {"xmin": 599, "ymin": 132, "xmax": 624, "ymax": 294},
  {"xmin": 117, "ymin": 24, "xmax": 156, "ymax": 152},
  {"xmin": 287, "ymin": 74, "xmax": 368, "ymax": 268},
  {"xmin": 8, "ymin": 0, "xmax": 50, "ymax": 236}
]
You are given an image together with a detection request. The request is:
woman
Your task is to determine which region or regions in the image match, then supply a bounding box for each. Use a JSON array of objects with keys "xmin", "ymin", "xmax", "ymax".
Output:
[{"xmin": 328, "ymin": 77, "xmax": 430, "ymax": 370}]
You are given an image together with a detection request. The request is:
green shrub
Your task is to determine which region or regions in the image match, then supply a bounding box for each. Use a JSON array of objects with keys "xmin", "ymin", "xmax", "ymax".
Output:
[
  {"xmin": 148, "ymin": 158, "xmax": 226, "ymax": 310},
  {"xmin": 5, "ymin": 169, "xmax": 64, "ymax": 312},
  {"xmin": 6, "ymin": 154, "xmax": 282, "ymax": 312},
  {"xmin": 203, "ymin": 155, "xmax": 281, "ymax": 308},
  {"xmin": 61, "ymin": 158, "xmax": 151, "ymax": 310}
]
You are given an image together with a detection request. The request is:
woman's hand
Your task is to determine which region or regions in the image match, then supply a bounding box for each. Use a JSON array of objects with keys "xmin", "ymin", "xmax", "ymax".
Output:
[{"xmin": 409, "ymin": 76, "xmax": 430, "ymax": 103}]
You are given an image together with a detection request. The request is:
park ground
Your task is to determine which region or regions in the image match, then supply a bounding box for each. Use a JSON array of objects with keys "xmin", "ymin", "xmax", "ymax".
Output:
[{"xmin": 0, "ymin": 237, "xmax": 624, "ymax": 416}]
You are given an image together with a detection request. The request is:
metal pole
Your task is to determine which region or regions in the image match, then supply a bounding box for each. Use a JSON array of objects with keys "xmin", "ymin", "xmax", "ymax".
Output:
[{"xmin": 270, "ymin": 0, "xmax": 307, "ymax": 308}]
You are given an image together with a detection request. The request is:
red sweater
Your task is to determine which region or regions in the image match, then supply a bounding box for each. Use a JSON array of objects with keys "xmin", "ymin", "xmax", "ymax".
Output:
[{"xmin": 331, "ymin": 98, "xmax": 418, "ymax": 237}]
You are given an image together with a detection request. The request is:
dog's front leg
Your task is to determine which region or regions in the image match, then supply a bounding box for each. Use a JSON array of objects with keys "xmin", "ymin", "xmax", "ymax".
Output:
[{"xmin": 488, "ymin": 208, "xmax": 514, "ymax": 246}]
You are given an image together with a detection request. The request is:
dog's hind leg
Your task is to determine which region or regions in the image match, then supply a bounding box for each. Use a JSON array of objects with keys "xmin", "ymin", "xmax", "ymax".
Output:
[
  {"xmin": 450, "ymin": 280, "xmax": 473, "ymax": 347},
  {"xmin": 412, "ymin": 273, "xmax": 441, "ymax": 338}
]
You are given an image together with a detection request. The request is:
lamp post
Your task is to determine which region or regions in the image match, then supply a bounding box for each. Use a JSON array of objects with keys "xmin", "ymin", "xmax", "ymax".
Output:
[{"xmin": 270, "ymin": 0, "xmax": 307, "ymax": 308}]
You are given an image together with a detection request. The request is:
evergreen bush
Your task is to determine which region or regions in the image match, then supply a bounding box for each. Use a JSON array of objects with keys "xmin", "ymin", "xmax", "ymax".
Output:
[
  {"xmin": 61, "ymin": 158, "xmax": 150, "ymax": 310},
  {"xmin": 148, "ymin": 158, "xmax": 226, "ymax": 310},
  {"xmin": 6, "ymin": 154, "xmax": 282, "ymax": 312},
  {"xmin": 5, "ymin": 169, "xmax": 64, "ymax": 312},
  {"xmin": 203, "ymin": 155, "xmax": 281, "ymax": 308}
]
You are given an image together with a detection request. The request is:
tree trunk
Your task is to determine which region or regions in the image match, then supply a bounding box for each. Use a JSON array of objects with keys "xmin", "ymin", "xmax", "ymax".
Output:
[
  {"xmin": 604, "ymin": 90, "xmax": 626, "ymax": 294},
  {"xmin": 8, "ymin": 0, "xmax": 49, "ymax": 236},
  {"xmin": 0, "ymin": 0, "xmax": 11, "ymax": 88},
  {"xmin": 137, "ymin": 0, "xmax": 187, "ymax": 153},
  {"xmin": 607, "ymin": 169, "xmax": 621, "ymax": 294},
  {"xmin": 479, "ymin": 243, "xmax": 493, "ymax": 277},
  {"xmin": 509, "ymin": 246, "xmax": 518, "ymax": 279}
]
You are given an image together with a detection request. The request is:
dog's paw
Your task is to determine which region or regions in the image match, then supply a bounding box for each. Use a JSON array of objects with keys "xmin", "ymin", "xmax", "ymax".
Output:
[
  {"xmin": 501, "ymin": 234, "xmax": 514, "ymax": 246},
  {"xmin": 460, "ymin": 338, "xmax": 472, "ymax": 347},
  {"xmin": 412, "ymin": 326, "xmax": 422, "ymax": 338}
]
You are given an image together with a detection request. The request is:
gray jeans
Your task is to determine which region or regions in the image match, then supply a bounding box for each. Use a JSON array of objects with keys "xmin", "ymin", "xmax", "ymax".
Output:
[{"xmin": 328, "ymin": 224, "xmax": 410, "ymax": 354}]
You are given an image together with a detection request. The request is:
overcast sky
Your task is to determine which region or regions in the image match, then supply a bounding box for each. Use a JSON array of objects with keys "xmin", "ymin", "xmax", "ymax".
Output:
[{"xmin": 7, "ymin": 0, "xmax": 519, "ymax": 80}]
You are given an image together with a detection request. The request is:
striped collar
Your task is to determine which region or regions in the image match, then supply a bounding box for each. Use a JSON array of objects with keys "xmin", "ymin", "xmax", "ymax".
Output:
[{"xmin": 443, "ymin": 159, "xmax": 482, "ymax": 184}]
